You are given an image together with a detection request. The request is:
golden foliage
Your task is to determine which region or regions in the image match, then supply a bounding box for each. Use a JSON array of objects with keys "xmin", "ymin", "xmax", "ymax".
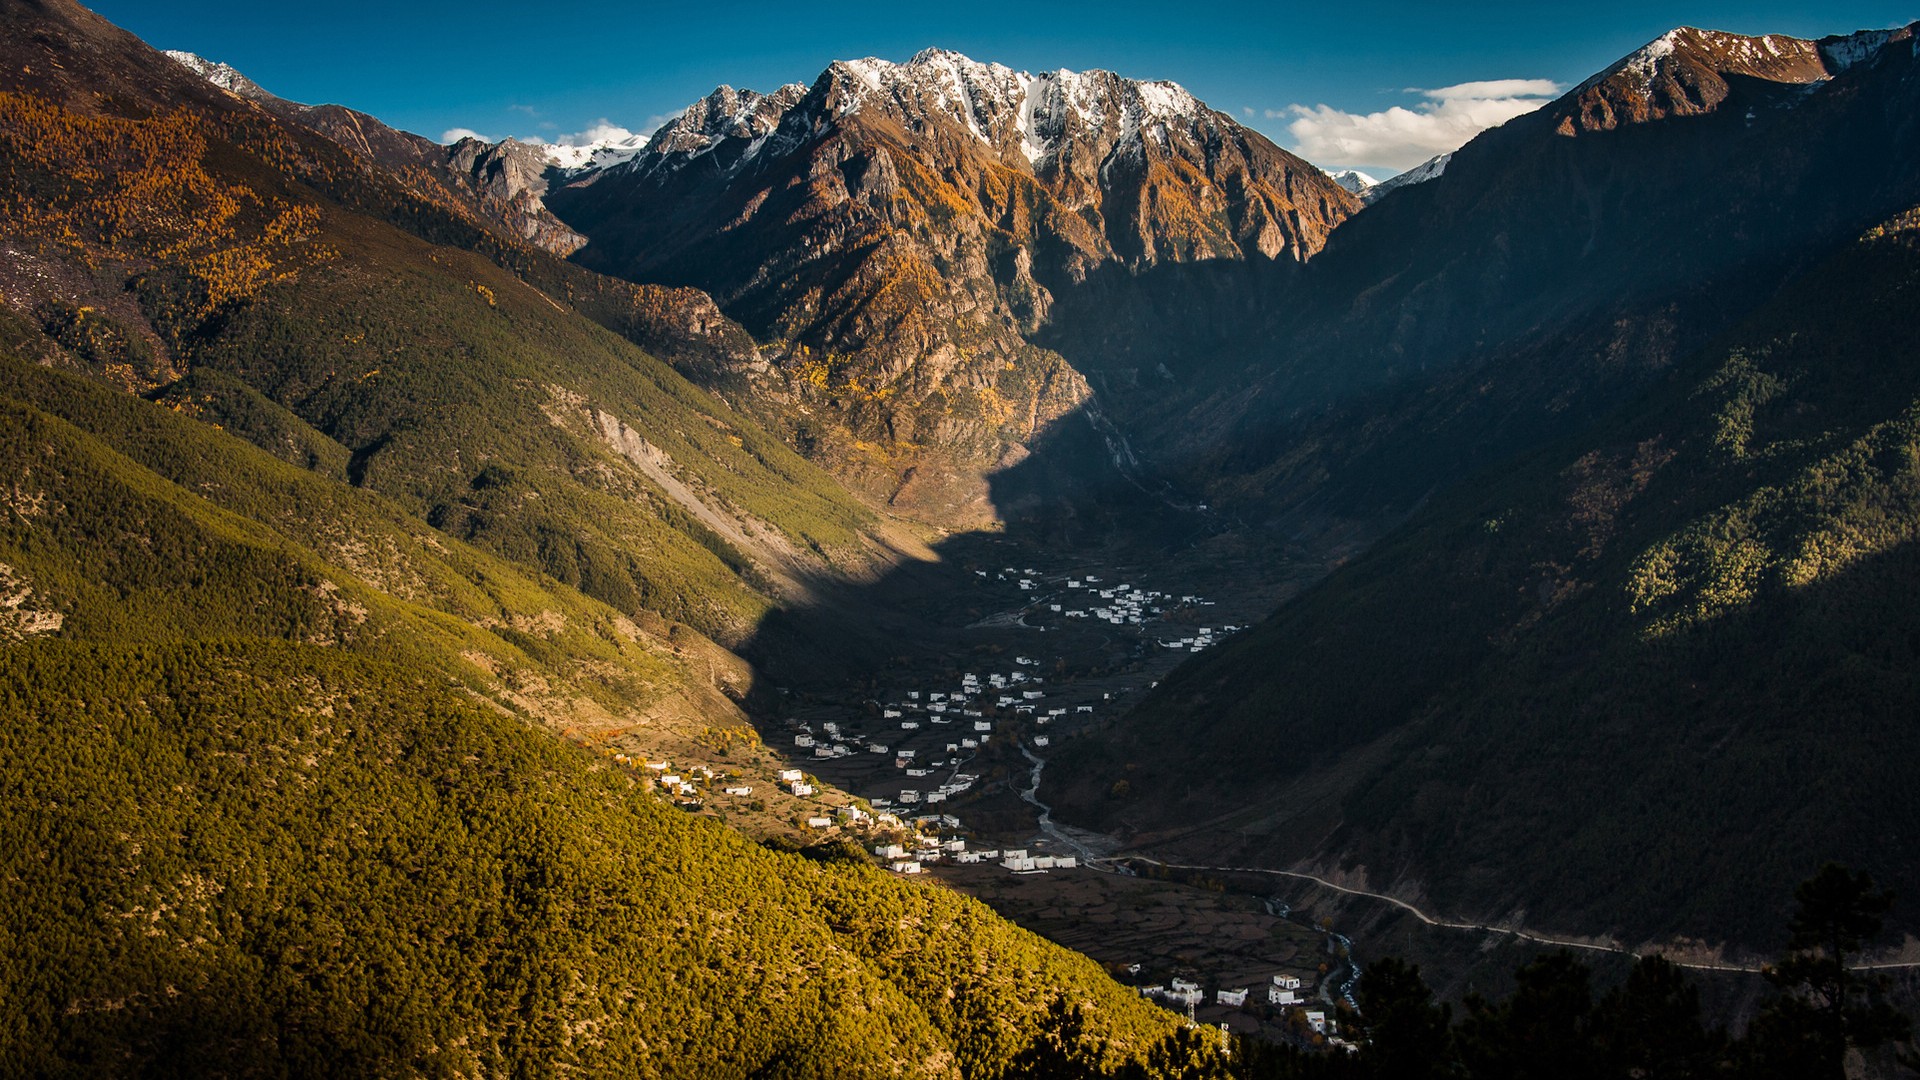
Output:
[{"xmin": 0, "ymin": 92, "xmax": 332, "ymax": 321}]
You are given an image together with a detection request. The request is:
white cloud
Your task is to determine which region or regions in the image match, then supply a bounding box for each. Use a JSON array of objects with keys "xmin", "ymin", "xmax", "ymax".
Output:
[
  {"xmin": 551, "ymin": 119, "xmax": 640, "ymax": 147},
  {"xmin": 440, "ymin": 127, "xmax": 492, "ymax": 144},
  {"xmin": 1279, "ymin": 77, "xmax": 1564, "ymax": 172},
  {"xmin": 1419, "ymin": 78, "xmax": 1563, "ymax": 102},
  {"xmin": 545, "ymin": 117, "xmax": 667, "ymax": 149}
]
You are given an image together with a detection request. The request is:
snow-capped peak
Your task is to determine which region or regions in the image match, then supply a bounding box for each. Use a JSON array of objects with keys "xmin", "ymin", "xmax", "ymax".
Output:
[
  {"xmin": 1327, "ymin": 169, "xmax": 1378, "ymax": 196},
  {"xmin": 1576, "ymin": 26, "xmax": 1833, "ymax": 98},
  {"xmin": 164, "ymin": 50, "xmax": 270, "ymax": 101},
  {"xmin": 1361, "ymin": 153, "xmax": 1451, "ymax": 204},
  {"xmin": 817, "ymin": 48, "xmax": 1211, "ymax": 164},
  {"xmin": 538, "ymin": 126, "xmax": 657, "ymax": 172}
]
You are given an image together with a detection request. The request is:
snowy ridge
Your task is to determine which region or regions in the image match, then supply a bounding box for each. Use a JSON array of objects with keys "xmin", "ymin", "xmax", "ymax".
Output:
[
  {"xmin": 1574, "ymin": 26, "xmax": 1831, "ymax": 98},
  {"xmin": 1817, "ymin": 27, "xmax": 1907, "ymax": 72},
  {"xmin": 541, "ymin": 132, "xmax": 655, "ymax": 172},
  {"xmin": 164, "ymin": 50, "xmax": 271, "ymax": 101},
  {"xmin": 602, "ymin": 47, "xmax": 1230, "ymax": 187},
  {"xmin": 1327, "ymin": 170, "xmax": 1377, "ymax": 197},
  {"xmin": 600, "ymin": 83, "xmax": 807, "ymax": 181},
  {"xmin": 1364, "ymin": 153, "xmax": 1450, "ymax": 203}
]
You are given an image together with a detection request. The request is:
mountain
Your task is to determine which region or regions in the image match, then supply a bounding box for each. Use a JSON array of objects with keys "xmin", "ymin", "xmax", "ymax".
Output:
[
  {"xmin": 164, "ymin": 49, "xmax": 592, "ymax": 255},
  {"xmin": 1359, "ymin": 152, "xmax": 1448, "ymax": 203},
  {"xmin": 0, "ymin": 2, "xmax": 1224, "ymax": 1072},
  {"xmin": 1547, "ymin": 27, "xmax": 1831, "ymax": 135},
  {"xmin": 1132, "ymin": 23, "xmax": 1920, "ymax": 537},
  {"xmin": 1328, "ymin": 169, "xmax": 1378, "ymax": 197},
  {"xmin": 547, "ymin": 49, "xmax": 1359, "ymax": 524},
  {"xmin": 1049, "ymin": 24, "xmax": 1920, "ymax": 951}
]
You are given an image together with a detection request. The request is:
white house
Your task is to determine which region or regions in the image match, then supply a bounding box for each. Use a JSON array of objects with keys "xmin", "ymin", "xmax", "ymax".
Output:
[
  {"xmin": 723, "ymin": 786, "xmax": 753, "ymax": 796},
  {"xmin": 1306, "ymin": 1011, "xmax": 1327, "ymax": 1034},
  {"xmin": 1269, "ymin": 987, "xmax": 1298, "ymax": 1006},
  {"xmin": 788, "ymin": 781, "xmax": 815, "ymax": 797},
  {"xmin": 891, "ymin": 861, "xmax": 922, "ymax": 875},
  {"xmin": 778, "ymin": 768, "xmax": 804, "ymax": 783},
  {"xmin": 1273, "ymin": 975, "xmax": 1303, "ymax": 990},
  {"xmin": 1217, "ymin": 989, "xmax": 1248, "ymax": 1008},
  {"xmin": 806, "ymin": 817, "xmax": 832, "ymax": 828}
]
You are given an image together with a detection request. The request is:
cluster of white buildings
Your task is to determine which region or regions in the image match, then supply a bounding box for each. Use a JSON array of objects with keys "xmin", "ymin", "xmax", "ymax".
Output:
[
  {"xmin": 876, "ymin": 830, "xmax": 976, "ymax": 873},
  {"xmin": 1136, "ymin": 973, "xmax": 1326, "ymax": 1034},
  {"xmin": 996, "ymin": 848, "xmax": 1080, "ymax": 872},
  {"xmin": 629, "ymin": 759, "xmax": 713, "ymax": 800},
  {"xmin": 1058, "ymin": 579, "xmax": 1167, "ymax": 626}
]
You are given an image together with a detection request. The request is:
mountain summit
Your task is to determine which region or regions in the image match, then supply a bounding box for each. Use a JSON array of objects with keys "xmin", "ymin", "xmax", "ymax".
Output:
[{"xmin": 549, "ymin": 48, "xmax": 1357, "ymax": 522}]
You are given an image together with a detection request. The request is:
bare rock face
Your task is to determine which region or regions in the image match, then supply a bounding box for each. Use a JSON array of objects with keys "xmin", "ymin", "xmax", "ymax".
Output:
[
  {"xmin": 445, "ymin": 137, "xmax": 589, "ymax": 255},
  {"xmin": 549, "ymin": 49, "xmax": 1359, "ymax": 525}
]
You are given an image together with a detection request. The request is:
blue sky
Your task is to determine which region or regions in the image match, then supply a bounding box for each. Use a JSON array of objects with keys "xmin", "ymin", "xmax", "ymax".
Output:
[{"xmin": 93, "ymin": 0, "xmax": 1917, "ymax": 175}]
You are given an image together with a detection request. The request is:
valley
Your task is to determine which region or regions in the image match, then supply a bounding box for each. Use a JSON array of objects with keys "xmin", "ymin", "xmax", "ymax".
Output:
[{"xmin": 7, "ymin": 0, "xmax": 1920, "ymax": 1073}]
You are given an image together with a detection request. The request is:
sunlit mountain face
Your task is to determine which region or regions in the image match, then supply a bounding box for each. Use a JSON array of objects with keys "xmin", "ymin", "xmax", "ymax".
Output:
[{"xmin": 7, "ymin": 2, "xmax": 1920, "ymax": 1074}]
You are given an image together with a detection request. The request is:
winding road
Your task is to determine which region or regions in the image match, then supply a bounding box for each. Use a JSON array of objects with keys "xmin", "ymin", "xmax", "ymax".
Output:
[
  {"xmin": 1011, "ymin": 750, "xmax": 1920, "ymax": 978},
  {"xmin": 1121, "ymin": 857, "xmax": 1920, "ymax": 975}
]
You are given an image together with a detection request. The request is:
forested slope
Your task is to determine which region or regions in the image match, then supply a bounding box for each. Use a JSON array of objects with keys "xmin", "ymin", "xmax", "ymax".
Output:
[
  {"xmin": 1055, "ymin": 205, "xmax": 1920, "ymax": 950},
  {"xmin": 0, "ymin": 3, "xmax": 1213, "ymax": 1074}
]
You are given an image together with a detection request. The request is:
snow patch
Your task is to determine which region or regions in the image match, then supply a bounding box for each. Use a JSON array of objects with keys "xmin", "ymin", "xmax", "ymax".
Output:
[
  {"xmin": 1819, "ymin": 28, "xmax": 1899, "ymax": 72},
  {"xmin": 1327, "ymin": 169, "xmax": 1377, "ymax": 196},
  {"xmin": 1363, "ymin": 152, "xmax": 1450, "ymax": 203},
  {"xmin": 164, "ymin": 50, "xmax": 269, "ymax": 100}
]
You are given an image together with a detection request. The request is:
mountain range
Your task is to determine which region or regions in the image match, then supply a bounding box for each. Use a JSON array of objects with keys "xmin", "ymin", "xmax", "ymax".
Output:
[{"xmin": 6, "ymin": 0, "xmax": 1920, "ymax": 1071}]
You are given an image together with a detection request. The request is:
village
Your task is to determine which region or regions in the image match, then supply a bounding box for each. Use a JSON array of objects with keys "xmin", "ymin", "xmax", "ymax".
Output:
[
  {"xmin": 768, "ymin": 553, "xmax": 1355, "ymax": 1047},
  {"xmin": 598, "ymin": 538, "xmax": 1357, "ymax": 1049}
]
